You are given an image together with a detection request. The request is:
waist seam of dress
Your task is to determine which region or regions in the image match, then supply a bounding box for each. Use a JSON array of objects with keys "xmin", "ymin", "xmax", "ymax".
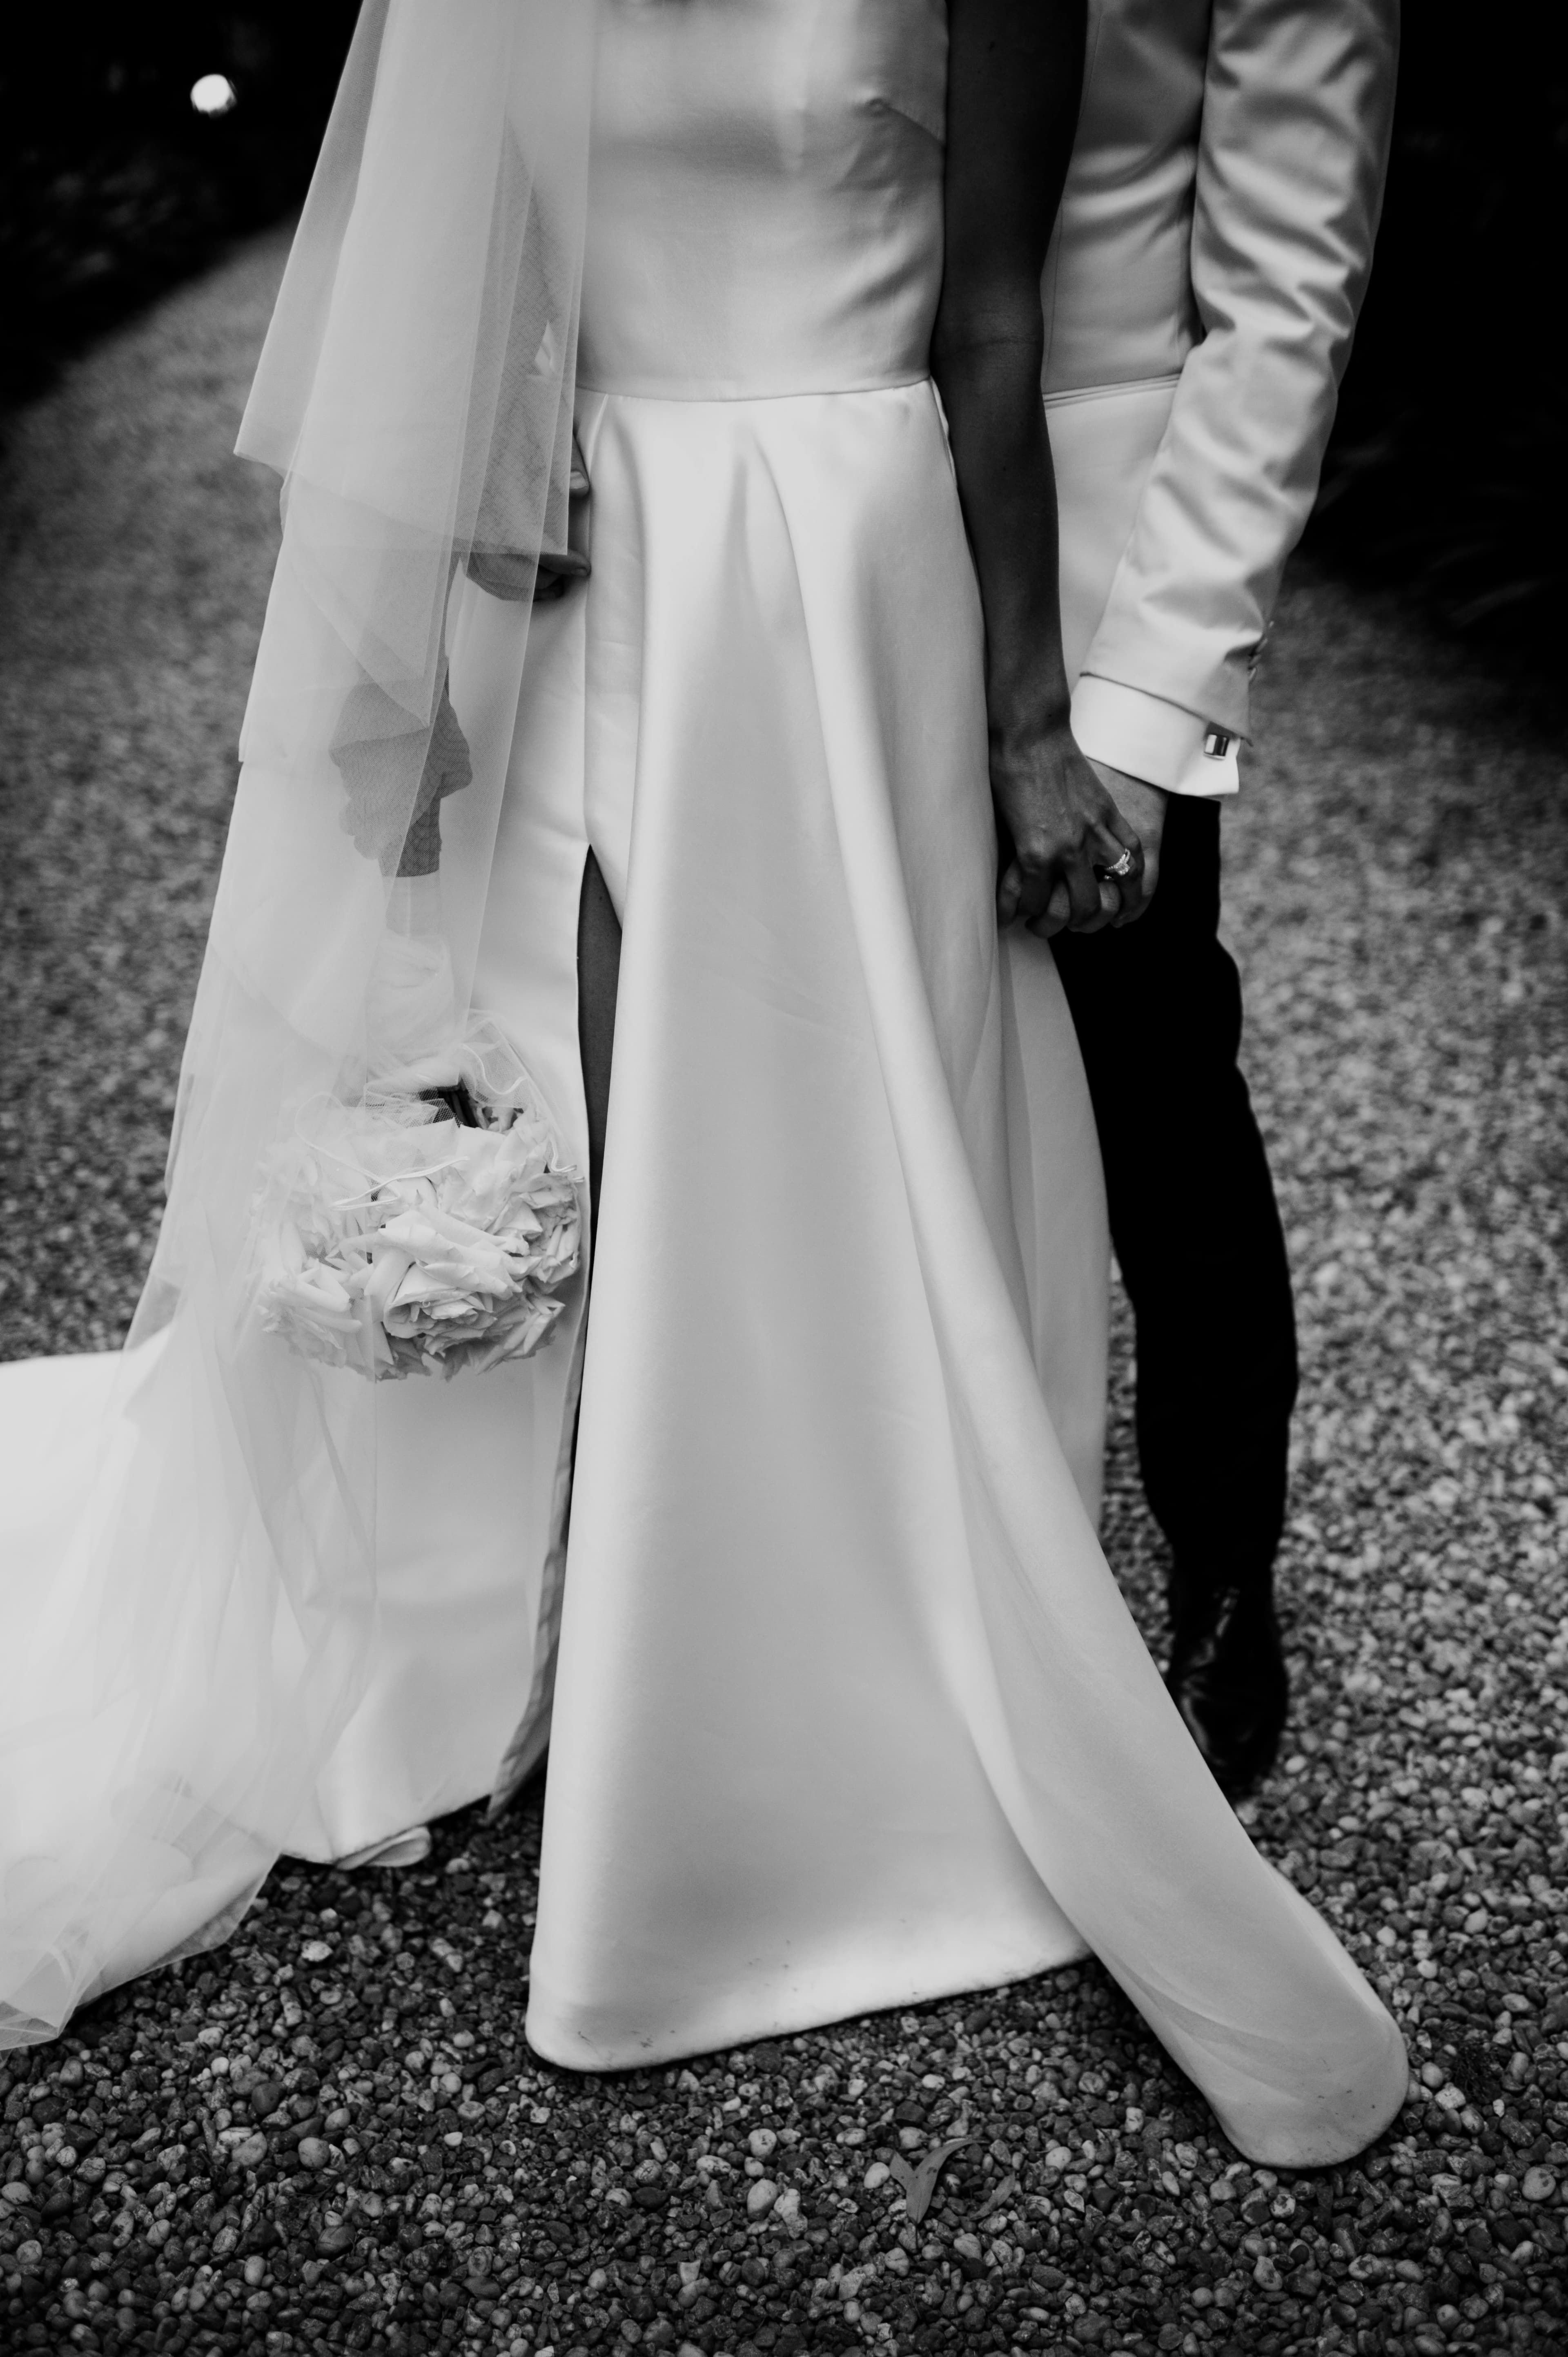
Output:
[
  {"xmin": 575, "ymin": 369, "xmax": 931, "ymax": 405},
  {"xmin": 1042, "ymin": 369, "xmax": 1183, "ymax": 410}
]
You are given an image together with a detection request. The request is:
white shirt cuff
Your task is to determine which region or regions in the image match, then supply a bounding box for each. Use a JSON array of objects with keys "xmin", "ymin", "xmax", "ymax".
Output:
[{"xmin": 1070, "ymin": 675, "xmax": 1241, "ymax": 798}]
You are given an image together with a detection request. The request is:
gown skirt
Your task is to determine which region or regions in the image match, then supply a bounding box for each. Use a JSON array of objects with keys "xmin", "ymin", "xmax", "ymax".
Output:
[{"xmin": 494, "ymin": 380, "xmax": 1404, "ymax": 2163}]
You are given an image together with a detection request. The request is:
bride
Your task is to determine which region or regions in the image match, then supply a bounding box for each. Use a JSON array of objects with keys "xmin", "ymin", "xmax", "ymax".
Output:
[{"xmin": 0, "ymin": 0, "xmax": 1406, "ymax": 2164}]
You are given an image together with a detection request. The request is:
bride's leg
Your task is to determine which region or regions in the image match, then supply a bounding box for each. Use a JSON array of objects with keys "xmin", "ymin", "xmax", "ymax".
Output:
[
  {"xmin": 457, "ymin": 852, "xmax": 619, "ymax": 1825},
  {"xmin": 577, "ymin": 847, "xmax": 622, "ymax": 1244}
]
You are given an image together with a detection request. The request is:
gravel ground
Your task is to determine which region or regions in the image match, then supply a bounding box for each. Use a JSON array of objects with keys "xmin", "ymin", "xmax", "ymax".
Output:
[{"xmin": 2, "ymin": 232, "xmax": 1566, "ymax": 2357}]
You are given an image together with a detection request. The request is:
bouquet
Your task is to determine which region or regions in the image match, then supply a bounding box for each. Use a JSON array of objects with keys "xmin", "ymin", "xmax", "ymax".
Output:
[{"xmin": 252, "ymin": 1017, "xmax": 581, "ymax": 1382}]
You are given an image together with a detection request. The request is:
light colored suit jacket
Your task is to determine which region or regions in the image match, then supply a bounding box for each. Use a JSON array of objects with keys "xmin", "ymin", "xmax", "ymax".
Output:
[{"xmin": 1047, "ymin": 0, "xmax": 1398, "ymax": 794}]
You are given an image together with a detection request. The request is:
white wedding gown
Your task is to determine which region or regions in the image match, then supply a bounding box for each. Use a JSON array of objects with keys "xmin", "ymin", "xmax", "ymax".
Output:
[{"xmin": 0, "ymin": 0, "xmax": 1406, "ymax": 2161}]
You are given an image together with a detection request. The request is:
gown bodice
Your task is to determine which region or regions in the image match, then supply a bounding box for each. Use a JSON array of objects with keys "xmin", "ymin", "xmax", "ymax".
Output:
[{"xmin": 579, "ymin": 0, "xmax": 948, "ymax": 399}]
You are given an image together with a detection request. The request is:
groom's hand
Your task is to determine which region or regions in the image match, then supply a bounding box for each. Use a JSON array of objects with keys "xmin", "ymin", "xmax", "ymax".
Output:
[
  {"xmin": 1089, "ymin": 763, "xmax": 1168, "ymax": 923},
  {"xmin": 1030, "ymin": 763, "xmax": 1169, "ymax": 934}
]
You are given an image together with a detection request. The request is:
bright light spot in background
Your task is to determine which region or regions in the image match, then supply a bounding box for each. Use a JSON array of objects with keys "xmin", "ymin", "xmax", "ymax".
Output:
[{"xmin": 190, "ymin": 75, "xmax": 237, "ymax": 117}]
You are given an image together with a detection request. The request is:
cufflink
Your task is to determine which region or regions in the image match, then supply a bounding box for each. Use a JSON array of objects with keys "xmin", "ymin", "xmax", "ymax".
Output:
[{"xmin": 1204, "ymin": 728, "xmax": 1234, "ymax": 760}]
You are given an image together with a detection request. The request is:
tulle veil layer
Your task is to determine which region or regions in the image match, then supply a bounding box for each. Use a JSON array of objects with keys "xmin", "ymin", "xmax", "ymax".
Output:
[{"xmin": 0, "ymin": 0, "xmax": 597, "ymax": 2047}]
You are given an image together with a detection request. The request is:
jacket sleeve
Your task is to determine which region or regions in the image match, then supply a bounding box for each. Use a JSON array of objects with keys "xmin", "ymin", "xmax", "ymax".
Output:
[{"xmin": 1070, "ymin": 0, "xmax": 1398, "ymax": 793}]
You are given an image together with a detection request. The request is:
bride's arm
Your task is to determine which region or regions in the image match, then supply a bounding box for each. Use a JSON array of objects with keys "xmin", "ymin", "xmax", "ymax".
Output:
[{"xmin": 933, "ymin": 0, "xmax": 1148, "ymax": 934}]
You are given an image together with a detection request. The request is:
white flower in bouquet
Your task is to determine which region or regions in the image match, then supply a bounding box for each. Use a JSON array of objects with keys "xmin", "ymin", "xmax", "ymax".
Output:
[{"xmin": 253, "ymin": 1019, "xmax": 582, "ymax": 1381}]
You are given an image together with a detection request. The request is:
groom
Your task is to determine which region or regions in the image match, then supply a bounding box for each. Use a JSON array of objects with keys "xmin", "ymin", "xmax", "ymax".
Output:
[{"xmin": 1043, "ymin": 0, "xmax": 1399, "ymax": 1792}]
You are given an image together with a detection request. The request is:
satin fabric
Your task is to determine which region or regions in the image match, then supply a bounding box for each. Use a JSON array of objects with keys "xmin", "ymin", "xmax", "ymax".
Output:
[
  {"xmin": 523, "ymin": 0, "xmax": 1403, "ymax": 2160},
  {"xmin": 0, "ymin": 0, "xmax": 1406, "ymax": 2161}
]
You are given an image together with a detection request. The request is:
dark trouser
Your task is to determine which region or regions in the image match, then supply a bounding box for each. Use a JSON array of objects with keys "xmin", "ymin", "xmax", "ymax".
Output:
[{"xmin": 1051, "ymin": 795, "xmax": 1297, "ymax": 1595}]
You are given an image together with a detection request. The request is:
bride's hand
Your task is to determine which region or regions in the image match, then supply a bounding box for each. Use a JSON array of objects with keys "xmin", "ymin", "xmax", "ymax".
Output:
[{"xmin": 991, "ymin": 715, "xmax": 1148, "ymax": 935}]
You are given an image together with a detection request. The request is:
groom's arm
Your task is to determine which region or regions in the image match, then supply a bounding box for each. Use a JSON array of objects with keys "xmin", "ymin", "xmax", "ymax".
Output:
[{"xmin": 1071, "ymin": 0, "xmax": 1399, "ymax": 801}]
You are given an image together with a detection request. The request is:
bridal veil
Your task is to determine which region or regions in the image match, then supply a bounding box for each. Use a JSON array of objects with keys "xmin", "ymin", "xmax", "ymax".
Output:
[{"xmin": 0, "ymin": 0, "xmax": 597, "ymax": 2047}]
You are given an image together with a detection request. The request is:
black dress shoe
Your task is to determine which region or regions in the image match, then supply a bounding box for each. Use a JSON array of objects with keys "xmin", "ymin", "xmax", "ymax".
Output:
[{"xmin": 1165, "ymin": 1578, "xmax": 1289, "ymax": 1797}]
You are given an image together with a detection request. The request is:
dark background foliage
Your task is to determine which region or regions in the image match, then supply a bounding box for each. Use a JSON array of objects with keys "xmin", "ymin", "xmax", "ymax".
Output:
[
  {"xmin": 1305, "ymin": 0, "xmax": 1568, "ymax": 665},
  {"xmin": 0, "ymin": 5, "xmax": 359, "ymax": 406},
  {"xmin": 0, "ymin": 3, "xmax": 1563, "ymax": 665}
]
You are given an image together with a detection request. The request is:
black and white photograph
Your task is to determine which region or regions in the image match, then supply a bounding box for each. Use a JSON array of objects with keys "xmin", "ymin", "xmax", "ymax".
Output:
[{"xmin": 1, "ymin": 4, "xmax": 1564, "ymax": 2355}]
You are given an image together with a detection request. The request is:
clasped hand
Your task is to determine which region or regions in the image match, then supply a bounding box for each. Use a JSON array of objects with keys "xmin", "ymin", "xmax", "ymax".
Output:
[{"xmin": 992, "ymin": 718, "xmax": 1158, "ymax": 936}]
